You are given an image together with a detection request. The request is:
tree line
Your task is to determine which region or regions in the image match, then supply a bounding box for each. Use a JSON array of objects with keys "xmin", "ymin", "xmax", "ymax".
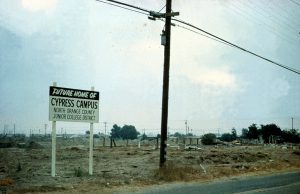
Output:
[
  {"xmin": 241, "ymin": 123, "xmax": 300, "ymax": 143},
  {"xmin": 110, "ymin": 124, "xmax": 140, "ymax": 140},
  {"xmin": 202, "ymin": 123, "xmax": 299, "ymax": 145},
  {"xmin": 105, "ymin": 123, "xmax": 299, "ymax": 145}
]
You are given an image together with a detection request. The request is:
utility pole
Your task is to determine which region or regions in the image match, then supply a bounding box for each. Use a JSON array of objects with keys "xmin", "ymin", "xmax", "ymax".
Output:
[
  {"xmin": 185, "ymin": 120, "xmax": 188, "ymax": 135},
  {"xmin": 104, "ymin": 122, "xmax": 107, "ymax": 136},
  {"xmin": 95, "ymin": 0, "xmax": 178, "ymax": 167},
  {"xmin": 4, "ymin": 124, "xmax": 8, "ymax": 135},
  {"xmin": 160, "ymin": 0, "xmax": 174, "ymax": 168},
  {"xmin": 292, "ymin": 117, "xmax": 294, "ymax": 130},
  {"xmin": 45, "ymin": 124, "xmax": 47, "ymax": 136},
  {"xmin": 104, "ymin": 122, "xmax": 107, "ymax": 146}
]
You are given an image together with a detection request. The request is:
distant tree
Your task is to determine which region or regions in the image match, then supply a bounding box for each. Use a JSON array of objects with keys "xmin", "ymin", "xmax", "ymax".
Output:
[
  {"xmin": 281, "ymin": 129, "xmax": 300, "ymax": 143},
  {"xmin": 260, "ymin": 124, "xmax": 282, "ymax": 143},
  {"xmin": 219, "ymin": 128, "xmax": 237, "ymax": 142},
  {"xmin": 173, "ymin": 132, "xmax": 184, "ymax": 138},
  {"xmin": 186, "ymin": 132, "xmax": 194, "ymax": 137},
  {"xmin": 201, "ymin": 133, "xmax": 216, "ymax": 145},
  {"xmin": 110, "ymin": 124, "xmax": 121, "ymax": 139},
  {"xmin": 231, "ymin": 128, "xmax": 237, "ymax": 140},
  {"xmin": 120, "ymin": 125, "xmax": 140, "ymax": 146},
  {"xmin": 220, "ymin": 133, "xmax": 233, "ymax": 142},
  {"xmin": 93, "ymin": 134, "xmax": 100, "ymax": 138},
  {"xmin": 140, "ymin": 133, "xmax": 147, "ymax": 140},
  {"xmin": 248, "ymin": 123, "xmax": 259, "ymax": 139},
  {"xmin": 85, "ymin": 130, "xmax": 90, "ymax": 135},
  {"xmin": 241, "ymin": 128, "xmax": 249, "ymax": 139}
]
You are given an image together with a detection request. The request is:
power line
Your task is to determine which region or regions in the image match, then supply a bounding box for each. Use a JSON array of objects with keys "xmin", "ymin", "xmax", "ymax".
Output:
[
  {"xmin": 239, "ymin": 0, "xmax": 299, "ymax": 34},
  {"xmin": 289, "ymin": 0, "xmax": 300, "ymax": 7},
  {"xmin": 95, "ymin": 0, "xmax": 149, "ymax": 16},
  {"xmin": 227, "ymin": 1, "xmax": 298, "ymax": 45},
  {"xmin": 266, "ymin": 1, "xmax": 300, "ymax": 26},
  {"xmin": 101, "ymin": 0, "xmax": 150, "ymax": 13},
  {"xmin": 95, "ymin": 0, "xmax": 300, "ymax": 75},
  {"xmin": 158, "ymin": 4, "xmax": 166, "ymax": 13},
  {"xmin": 174, "ymin": 23, "xmax": 235, "ymax": 48},
  {"xmin": 258, "ymin": 0, "xmax": 300, "ymax": 28},
  {"xmin": 171, "ymin": 18, "xmax": 300, "ymax": 75}
]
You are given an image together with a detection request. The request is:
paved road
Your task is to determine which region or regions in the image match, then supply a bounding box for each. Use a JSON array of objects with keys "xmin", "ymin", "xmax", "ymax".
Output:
[{"xmin": 133, "ymin": 171, "xmax": 300, "ymax": 194}]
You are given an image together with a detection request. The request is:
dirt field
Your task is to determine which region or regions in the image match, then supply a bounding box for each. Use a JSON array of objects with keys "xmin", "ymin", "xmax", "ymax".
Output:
[{"xmin": 1, "ymin": 137, "xmax": 300, "ymax": 193}]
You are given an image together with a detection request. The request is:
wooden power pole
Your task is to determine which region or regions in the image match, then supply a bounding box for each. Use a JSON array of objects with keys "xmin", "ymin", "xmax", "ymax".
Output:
[{"xmin": 160, "ymin": 0, "xmax": 176, "ymax": 167}]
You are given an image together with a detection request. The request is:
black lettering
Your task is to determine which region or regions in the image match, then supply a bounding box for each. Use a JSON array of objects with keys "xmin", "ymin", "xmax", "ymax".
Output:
[
  {"xmin": 51, "ymin": 98, "xmax": 56, "ymax": 106},
  {"xmin": 51, "ymin": 98, "xmax": 74, "ymax": 107},
  {"xmin": 76, "ymin": 100, "xmax": 98, "ymax": 109}
]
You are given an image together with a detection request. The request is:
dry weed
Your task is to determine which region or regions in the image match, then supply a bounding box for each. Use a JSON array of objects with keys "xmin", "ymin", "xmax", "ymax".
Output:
[
  {"xmin": 14, "ymin": 185, "xmax": 66, "ymax": 193},
  {"xmin": 154, "ymin": 162, "xmax": 201, "ymax": 181},
  {"xmin": 0, "ymin": 178, "xmax": 15, "ymax": 186}
]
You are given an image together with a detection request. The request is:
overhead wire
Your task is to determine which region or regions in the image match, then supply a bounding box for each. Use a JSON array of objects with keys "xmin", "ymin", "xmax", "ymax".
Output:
[
  {"xmin": 100, "ymin": 0, "xmax": 150, "ymax": 13},
  {"xmin": 261, "ymin": 0, "xmax": 297, "ymax": 30},
  {"xmin": 158, "ymin": 4, "xmax": 166, "ymax": 13},
  {"xmin": 238, "ymin": 0, "xmax": 298, "ymax": 34},
  {"xmin": 95, "ymin": 0, "xmax": 149, "ymax": 16},
  {"xmin": 95, "ymin": 0, "xmax": 300, "ymax": 75},
  {"xmin": 289, "ymin": 0, "xmax": 300, "ymax": 7},
  {"xmin": 174, "ymin": 24, "xmax": 235, "ymax": 48},
  {"xmin": 171, "ymin": 18, "xmax": 300, "ymax": 75},
  {"xmin": 261, "ymin": 0, "xmax": 300, "ymax": 27},
  {"xmin": 227, "ymin": 1, "xmax": 297, "ymax": 45},
  {"xmin": 276, "ymin": 2, "xmax": 300, "ymax": 27},
  {"xmin": 259, "ymin": 0, "xmax": 300, "ymax": 28}
]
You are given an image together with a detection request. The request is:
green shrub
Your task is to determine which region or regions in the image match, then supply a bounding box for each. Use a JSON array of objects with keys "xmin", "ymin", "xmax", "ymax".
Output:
[
  {"xmin": 74, "ymin": 167, "xmax": 83, "ymax": 177},
  {"xmin": 201, "ymin": 133, "xmax": 216, "ymax": 145}
]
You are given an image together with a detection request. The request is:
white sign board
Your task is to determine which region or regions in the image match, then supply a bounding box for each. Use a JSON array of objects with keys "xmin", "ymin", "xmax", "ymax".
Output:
[{"xmin": 49, "ymin": 86, "xmax": 99, "ymax": 123}]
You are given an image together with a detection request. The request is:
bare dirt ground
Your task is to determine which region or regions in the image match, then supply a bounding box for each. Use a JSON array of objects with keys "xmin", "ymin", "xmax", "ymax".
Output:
[{"xmin": 1, "ymin": 138, "xmax": 300, "ymax": 193}]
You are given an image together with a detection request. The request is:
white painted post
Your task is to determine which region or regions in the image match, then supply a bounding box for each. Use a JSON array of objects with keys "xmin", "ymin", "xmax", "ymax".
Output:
[
  {"xmin": 138, "ymin": 140, "xmax": 141, "ymax": 149},
  {"xmin": 51, "ymin": 82, "xmax": 57, "ymax": 177},
  {"xmin": 89, "ymin": 86, "xmax": 94, "ymax": 175}
]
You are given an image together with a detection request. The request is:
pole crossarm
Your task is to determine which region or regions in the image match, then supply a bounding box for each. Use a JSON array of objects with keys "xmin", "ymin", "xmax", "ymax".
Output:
[{"xmin": 150, "ymin": 11, "xmax": 179, "ymax": 18}]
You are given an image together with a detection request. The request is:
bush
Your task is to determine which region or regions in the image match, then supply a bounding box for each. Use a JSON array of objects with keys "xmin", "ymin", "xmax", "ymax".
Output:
[
  {"xmin": 16, "ymin": 162, "xmax": 22, "ymax": 172},
  {"xmin": 282, "ymin": 129, "xmax": 300, "ymax": 143},
  {"xmin": 201, "ymin": 133, "xmax": 216, "ymax": 145},
  {"xmin": 220, "ymin": 133, "xmax": 234, "ymax": 142},
  {"xmin": 74, "ymin": 167, "xmax": 83, "ymax": 177}
]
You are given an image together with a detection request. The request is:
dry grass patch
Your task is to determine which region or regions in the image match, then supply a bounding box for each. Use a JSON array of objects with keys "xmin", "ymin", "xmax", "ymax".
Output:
[
  {"xmin": 154, "ymin": 162, "xmax": 202, "ymax": 181},
  {"xmin": 14, "ymin": 185, "xmax": 67, "ymax": 193},
  {"xmin": 0, "ymin": 178, "xmax": 15, "ymax": 186}
]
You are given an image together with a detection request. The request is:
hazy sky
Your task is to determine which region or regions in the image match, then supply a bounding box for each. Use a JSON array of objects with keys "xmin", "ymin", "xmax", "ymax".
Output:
[{"xmin": 0, "ymin": 0, "xmax": 299, "ymax": 135}]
